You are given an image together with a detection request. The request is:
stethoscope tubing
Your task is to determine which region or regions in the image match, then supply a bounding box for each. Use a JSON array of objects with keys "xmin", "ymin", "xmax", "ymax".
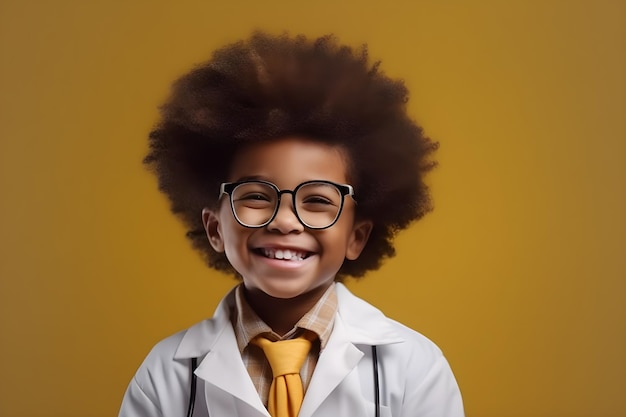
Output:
[{"xmin": 187, "ymin": 357, "xmax": 198, "ymax": 417}]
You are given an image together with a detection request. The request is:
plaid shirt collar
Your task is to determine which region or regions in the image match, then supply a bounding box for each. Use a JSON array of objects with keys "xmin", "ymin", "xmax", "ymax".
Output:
[{"xmin": 232, "ymin": 282, "xmax": 338, "ymax": 353}]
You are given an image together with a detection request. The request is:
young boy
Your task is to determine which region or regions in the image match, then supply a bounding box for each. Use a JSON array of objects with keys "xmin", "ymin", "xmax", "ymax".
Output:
[{"xmin": 119, "ymin": 33, "xmax": 464, "ymax": 417}]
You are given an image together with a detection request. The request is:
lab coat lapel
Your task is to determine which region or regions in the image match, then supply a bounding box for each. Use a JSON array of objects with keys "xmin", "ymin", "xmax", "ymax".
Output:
[
  {"xmin": 298, "ymin": 284, "xmax": 406, "ymax": 417},
  {"xmin": 174, "ymin": 287, "xmax": 269, "ymax": 417},
  {"xmin": 298, "ymin": 317, "xmax": 363, "ymax": 417},
  {"xmin": 196, "ymin": 324, "xmax": 269, "ymax": 416}
]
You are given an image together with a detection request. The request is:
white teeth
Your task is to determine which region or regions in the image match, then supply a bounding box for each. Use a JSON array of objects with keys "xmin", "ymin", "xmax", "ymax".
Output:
[{"xmin": 262, "ymin": 248, "xmax": 305, "ymax": 261}]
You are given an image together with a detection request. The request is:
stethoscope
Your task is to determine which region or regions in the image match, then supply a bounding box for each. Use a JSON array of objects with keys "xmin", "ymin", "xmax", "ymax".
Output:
[{"xmin": 186, "ymin": 345, "xmax": 381, "ymax": 417}]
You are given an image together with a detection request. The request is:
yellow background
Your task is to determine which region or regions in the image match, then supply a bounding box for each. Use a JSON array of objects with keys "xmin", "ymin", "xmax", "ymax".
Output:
[{"xmin": 1, "ymin": 1, "xmax": 624, "ymax": 416}]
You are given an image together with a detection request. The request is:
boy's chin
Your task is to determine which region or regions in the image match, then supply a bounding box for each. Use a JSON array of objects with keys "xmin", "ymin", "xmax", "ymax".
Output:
[
  {"xmin": 255, "ymin": 285, "xmax": 312, "ymax": 300},
  {"xmin": 244, "ymin": 279, "xmax": 333, "ymax": 301}
]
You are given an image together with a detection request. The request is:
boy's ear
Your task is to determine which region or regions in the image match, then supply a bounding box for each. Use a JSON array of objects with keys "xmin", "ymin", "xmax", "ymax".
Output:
[
  {"xmin": 345, "ymin": 220, "xmax": 373, "ymax": 260},
  {"xmin": 202, "ymin": 208, "xmax": 225, "ymax": 253}
]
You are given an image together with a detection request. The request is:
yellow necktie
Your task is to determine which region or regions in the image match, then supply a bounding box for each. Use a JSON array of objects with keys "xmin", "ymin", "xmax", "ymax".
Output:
[{"xmin": 252, "ymin": 333, "xmax": 314, "ymax": 417}]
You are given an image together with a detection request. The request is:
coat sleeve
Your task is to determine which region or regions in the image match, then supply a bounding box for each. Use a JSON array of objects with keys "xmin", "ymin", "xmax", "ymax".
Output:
[
  {"xmin": 401, "ymin": 354, "xmax": 464, "ymax": 417},
  {"xmin": 118, "ymin": 331, "xmax": 191, "ymax": 417},
  {"xmin": 119, "ymin": 376, "xmax": 164, "ymax": 417}
]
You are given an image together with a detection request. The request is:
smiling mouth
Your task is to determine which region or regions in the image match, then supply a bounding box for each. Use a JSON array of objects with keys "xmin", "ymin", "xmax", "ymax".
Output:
[{"xmin": 254, "ymin": 248, "xmax": 312, "ymax": 261}]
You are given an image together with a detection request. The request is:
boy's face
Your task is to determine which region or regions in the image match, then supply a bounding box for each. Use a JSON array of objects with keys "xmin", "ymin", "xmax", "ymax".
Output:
[{"xmin": 202, "ymin": 137, "xmax": 372, "ymax": 299}]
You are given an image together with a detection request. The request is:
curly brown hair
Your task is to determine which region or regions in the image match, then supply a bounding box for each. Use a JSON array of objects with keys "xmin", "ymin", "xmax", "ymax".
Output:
[{"xmin": 144, "ymin": 32, "xmax": 438, "ymax": 279}]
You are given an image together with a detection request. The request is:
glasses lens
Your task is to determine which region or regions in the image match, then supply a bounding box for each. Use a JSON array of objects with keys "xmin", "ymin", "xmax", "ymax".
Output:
[
  {"xmin": 295, "ymin": 182, "xmax": 343, "ymax": 228},
  {"xmin": 231, "ymin": 182, "xmax": 277, "ymax": 227}
]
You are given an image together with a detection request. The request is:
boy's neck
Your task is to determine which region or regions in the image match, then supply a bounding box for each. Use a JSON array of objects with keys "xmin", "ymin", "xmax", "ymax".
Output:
[{"xmin": 242, "ymin": 283, "xmax": 333, "ymax": 336}]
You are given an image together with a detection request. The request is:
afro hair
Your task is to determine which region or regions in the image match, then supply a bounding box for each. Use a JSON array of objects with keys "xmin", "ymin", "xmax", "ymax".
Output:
[{"xmin": 144, "ymin": 32, "xmax": 438, "ymax": 279}]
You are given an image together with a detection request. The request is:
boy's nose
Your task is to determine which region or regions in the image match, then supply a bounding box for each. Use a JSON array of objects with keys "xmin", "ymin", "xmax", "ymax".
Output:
[{"xmin": 267, "ymin": 195, "xmax": 304, "ymax": 234}]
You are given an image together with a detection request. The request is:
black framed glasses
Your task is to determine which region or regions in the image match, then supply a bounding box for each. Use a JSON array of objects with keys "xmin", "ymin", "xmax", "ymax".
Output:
[{"xmin": 219, "ymin": 180, "xmax": 355, "ymax": 229}]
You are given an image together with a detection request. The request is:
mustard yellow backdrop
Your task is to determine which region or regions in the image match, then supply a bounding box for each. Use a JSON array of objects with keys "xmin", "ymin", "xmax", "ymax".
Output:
[{"xmin": 1, "ymin": 1, "xmax": 624, "ymax": 416}]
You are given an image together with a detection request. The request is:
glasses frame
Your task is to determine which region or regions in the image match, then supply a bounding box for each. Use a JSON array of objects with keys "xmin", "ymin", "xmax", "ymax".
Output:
[{"xmin": 219, "ymin": 179, "xmax": 355, "ymax": 230}]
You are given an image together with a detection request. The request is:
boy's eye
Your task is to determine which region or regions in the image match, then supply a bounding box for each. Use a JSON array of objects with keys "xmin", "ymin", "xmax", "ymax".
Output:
[
  {"xmin": 234, "ymin": 193, "xmax": 276, "ymax": 210},
  {"xmin": 302, "ymin": 195, "xmax": 333, "ymax": 205},
  {"xmin": 297, "ymin": 183, "xmax": 342, "ymax": 211},
  {"xmin": 238, "ymin": 193, "xmax": 271, "ymax": 201}
]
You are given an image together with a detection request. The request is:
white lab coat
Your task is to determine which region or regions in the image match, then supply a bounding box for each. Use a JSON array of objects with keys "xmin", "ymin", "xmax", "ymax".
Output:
[{"xmin": 119, "ymin": 283, "xmax": 464, "ymax": 417}]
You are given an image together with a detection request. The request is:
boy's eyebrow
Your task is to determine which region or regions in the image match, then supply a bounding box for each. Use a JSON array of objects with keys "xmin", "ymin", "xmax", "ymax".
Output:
[{"xmin": 232, "ymin": 175, "xmax": 268, "ymax": 183}]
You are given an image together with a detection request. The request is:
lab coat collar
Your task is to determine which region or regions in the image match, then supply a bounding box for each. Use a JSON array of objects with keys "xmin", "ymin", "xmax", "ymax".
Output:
[
  {"xmin": 171, "ymin": 283, "xmax": 405, "ymax": 416},
  {"xmin": 174, "ymin": 287, "xmax": 236, "ymax": 360},
  {"xmin": 334, "ymin": 283, "xmax": 405, "ymax": 345},
  {"xmin": 174, "ymin": 283, "xmax": 405, "ymax": 359}
]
